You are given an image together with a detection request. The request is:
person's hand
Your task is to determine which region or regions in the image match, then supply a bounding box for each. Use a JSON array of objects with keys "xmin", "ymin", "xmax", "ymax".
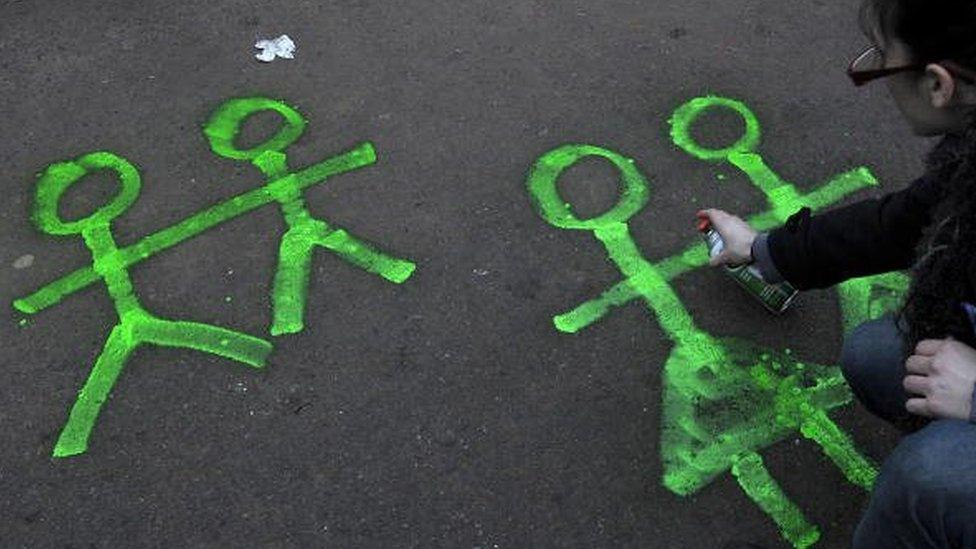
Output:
[
  {"xmin": 904, "ymin": 337, "xmax": 976, "ymax": 421},
  {"xmin": 696, "ymin": 209, "xmax": 758, "ymax": 267}
]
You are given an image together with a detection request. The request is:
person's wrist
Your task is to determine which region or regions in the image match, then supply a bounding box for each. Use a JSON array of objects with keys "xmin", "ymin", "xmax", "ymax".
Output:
[{"xmin": 747, "ymin": 232, "xmax": 758, "ymax": 264}]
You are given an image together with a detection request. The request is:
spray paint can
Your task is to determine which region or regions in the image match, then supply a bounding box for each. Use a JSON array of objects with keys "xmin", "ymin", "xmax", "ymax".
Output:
[{"xmin": 698, "ymin": 218, "xmax": 798, "ymax": 314}]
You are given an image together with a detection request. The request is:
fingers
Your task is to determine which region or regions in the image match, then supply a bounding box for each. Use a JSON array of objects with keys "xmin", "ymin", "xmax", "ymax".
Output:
[
  {"xmin": 696, "ymin": 209, "xmax": 728, "ymax": 222},
  {"xmin": 903, "ymin": 374, "xmax": 930, "ymax": 395},
  {"xmin": 906, "ymin": 397, "xmax": 932, "ymax": 417},
  {"xmin": 695, "ymin": 210, "xmax": 710, "ymax": 232},
  {"xmin": 697, "ymin": 209, "xmax": 732, "ymax": 239},
  {"xmin": 698, "ymin": 208, "xmax": 729, "ymax": 225},
  {"xmin": 915, "ymin": 339, "xmax": 946, "ymax": 356},
  {"xmin": 903, "ymin": 366, "xmax": 933, "ymax": 418},
  {"xmin": 696, "ymin": 209, "xmax": 716, "ymax": 231},
  {"xmin": 905, "ymin": 354, "xmax": 932, "ymax": 374},
  {"xmin": 698, "ymin": 208, "xmax": 751, "ymax": 267}
]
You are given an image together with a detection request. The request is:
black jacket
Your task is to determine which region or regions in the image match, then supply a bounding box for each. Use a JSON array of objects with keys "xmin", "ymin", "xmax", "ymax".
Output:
[{"xmin": 756, "ymin": 173, "xmax": 944, "ymax": 290}]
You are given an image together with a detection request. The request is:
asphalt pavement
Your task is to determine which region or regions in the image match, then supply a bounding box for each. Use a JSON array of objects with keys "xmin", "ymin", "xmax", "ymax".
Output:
[{"xmin": 0, "ymin": 0, "xmax": 936, "ymax": 547}]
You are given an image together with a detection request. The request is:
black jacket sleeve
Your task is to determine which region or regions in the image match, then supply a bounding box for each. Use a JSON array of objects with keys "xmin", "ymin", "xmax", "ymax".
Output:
[{"xmin": 765, "ymin": 173, "xmax": 944, "ymax": 290}]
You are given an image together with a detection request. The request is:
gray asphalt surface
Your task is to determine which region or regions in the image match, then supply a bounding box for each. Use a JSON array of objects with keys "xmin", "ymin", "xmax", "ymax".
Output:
[{"xmin": 0, "ymin": 0, "xmax": 935, "ymax": 547}]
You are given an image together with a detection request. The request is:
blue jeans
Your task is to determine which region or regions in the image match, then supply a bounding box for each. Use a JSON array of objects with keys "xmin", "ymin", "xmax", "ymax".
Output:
[{"xmin": 840, "ymin": 316, "xmax": 976, "ymax": 548}]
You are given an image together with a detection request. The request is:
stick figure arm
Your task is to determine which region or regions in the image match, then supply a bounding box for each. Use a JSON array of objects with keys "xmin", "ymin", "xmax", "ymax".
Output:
[
  {"xmin": 13, "ymin": 266, "xmax": 100, "ymax": 314},
  {"xmin": 13, "ymin": 142, "xmax": 377, "ymax": 315}
]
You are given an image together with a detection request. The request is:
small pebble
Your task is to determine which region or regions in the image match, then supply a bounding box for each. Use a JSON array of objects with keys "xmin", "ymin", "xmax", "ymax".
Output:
[{"xmin": 13, "ymin": 254, "xmax": 34, "ymax": 269}]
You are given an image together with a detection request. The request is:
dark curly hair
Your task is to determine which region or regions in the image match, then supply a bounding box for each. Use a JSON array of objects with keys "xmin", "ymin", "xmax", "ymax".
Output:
[{"xmin": 859, "ymin": 0, "xmax": 976, "ymax": 356}]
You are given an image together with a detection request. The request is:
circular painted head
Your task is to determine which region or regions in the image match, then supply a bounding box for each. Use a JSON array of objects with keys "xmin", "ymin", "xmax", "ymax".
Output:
[
  {"xmin": 669, "ymin": 95, "xmax": 761, "ymax": 162},
  {"xmin": 527, "ymin": 144, "xmax": 650, "ymax": 230},
  {"xmin": 203, "ymin": 97, "xmax": 307, "ymax": 161},
  {"xmin": 33, "ymin": 152, "xmax": 141, "ymax": 236}
]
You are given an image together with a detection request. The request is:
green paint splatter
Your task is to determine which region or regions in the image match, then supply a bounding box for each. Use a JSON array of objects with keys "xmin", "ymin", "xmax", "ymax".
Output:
[
  {"xmin": 31, "ymin": 152, "xmax": 272, "ymax": 458},
  {"xmin": 18, "ymin": 318, "xmax": 28, "ymax": 327},
  {"xmin": 528, "ymin": 96, "xmax": 882, "ymax": 548},
  {"xmin": 836, "ymin": 271, "xmax": 910, "ymax": 334}
]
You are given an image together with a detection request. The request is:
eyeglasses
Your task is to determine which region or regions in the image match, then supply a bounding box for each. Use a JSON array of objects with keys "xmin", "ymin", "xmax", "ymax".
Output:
[{"xmin": 847, "ymin": 45, "xmax": 976, "ymax": 87}]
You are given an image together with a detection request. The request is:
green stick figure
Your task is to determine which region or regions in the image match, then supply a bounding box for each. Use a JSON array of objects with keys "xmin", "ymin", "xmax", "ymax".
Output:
[
  {"xmin": 12, "ymin": 98, "xmax": 388, "ymax": 320},
  {"xmin": 668, "ymin": 95, "xmax": 909, "ymax": 333},
  {"xmin": 203, "ymin": 98, "xmax": 416, "ymax": 336},
  {"xmin": 527, "ymin": 144, "xmax": 876, "ymax": 548},
  {"xmin": 554, "ymin": 95, "xmax": 882, "ymax": 333},
  {"xmin": 34, "ymin": 152, "xmax": 273, "ymax": 458}
]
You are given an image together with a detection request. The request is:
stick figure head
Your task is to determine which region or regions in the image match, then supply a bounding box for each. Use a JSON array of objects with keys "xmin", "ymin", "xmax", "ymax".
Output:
[
  {"xmin": 669, "ymin": 96, "xmax": 761, "ymax": 163},
  {"xmin": 33, "ymin": 152, "xmax": 141, "ymax": 236},
  {"xmin": 527, "ymin": 144, "xmax": 649, "ymax": 230},
  {"xmin": 204, "ymin": 97, "xmax": 307, "ymax": 161}
]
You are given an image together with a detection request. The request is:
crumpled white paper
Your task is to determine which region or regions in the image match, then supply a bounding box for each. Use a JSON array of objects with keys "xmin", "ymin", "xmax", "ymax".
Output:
[{"xmin": 254, "ymin": 34, "xmax": 296, "ymax": 62}]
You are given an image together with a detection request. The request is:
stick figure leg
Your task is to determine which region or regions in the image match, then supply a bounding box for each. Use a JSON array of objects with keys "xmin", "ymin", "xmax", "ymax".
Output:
[
  {"xmin": 312, "ymin": 222, "xmax": 415, "ymax": 283},
  {"xmin": 270, "ymin": 218, "xmax": 417, "ymax": 335},
  {"xmin": 135, "ymin": 316, "xmax": 272, "ymax": 367},
  {"xmin": 270, "ymin": 227, "xmax": 315, "ymax": 335},
  {"xmin": 54, "ymin": 324, "xmax": 136, "ymax": 457},
  {"xmin": 798, "ymin": 407, "xmax": 877, "ymax": 490},
  {"xmin": 731, "ymin": 451, "xmax": 819, "ymax": 548}
]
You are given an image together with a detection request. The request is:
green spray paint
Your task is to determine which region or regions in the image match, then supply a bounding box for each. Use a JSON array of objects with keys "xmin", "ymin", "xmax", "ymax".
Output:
[
  {"xmin": 203, "ymin": 98, "xmax": 415, "ymax": 335},
  {"xmin": 14, "ymin": 139, "xmax": 376, "ymax": 315},
  {"xmin": 671, "ymin": 95, "xmax": 909, "ymax": 331},
  {"xmin": 730, "ymin": 453, "xmax": 819, "ymax": 549},
  {"xmin": 553, "ymin": 96, "xmax": 880, "ymax": 333},
  {"xmin": 527, "ymin": 96, "xmax": 883, "ymax": 548},
  {"xmin": 32, "ymin": 152, "xmax": 272, "ymax": 457},
  {"xmin": 16, "ymin": 96, "xmax": 417, "ymax": 456},
  {"xmin": 15, "ymin": 97, "xmax": 416, "ymax": 336},
  {"xmin": 836, "ymin": 271, "xmax": 911, "ymax": 334}
]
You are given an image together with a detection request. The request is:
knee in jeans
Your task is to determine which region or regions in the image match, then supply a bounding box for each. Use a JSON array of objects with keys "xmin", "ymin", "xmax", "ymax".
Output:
[
  {"xmin": 877, "ymin": 420, "xmax": 973, "ymax": 500},
  {"xmin": 840, "ymin": 319, "xmax": 882, "ymax": 387}
]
